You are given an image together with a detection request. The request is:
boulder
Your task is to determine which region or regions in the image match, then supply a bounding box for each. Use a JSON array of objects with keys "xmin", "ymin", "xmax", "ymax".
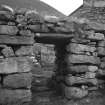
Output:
[
  {"xmin": 3, "ymin": 72, "xmax": 32, "ymax": 88},
  {"xmin": 0, "ymin": 89, "xmax": 31, "ymax": 104},
  {"xmin": 66, "ymin": 54, "xmax": 100, "ymax": 65},
  {"xmin": 65, "ymin": 86, "xmax": 88, "ymax": 99}
]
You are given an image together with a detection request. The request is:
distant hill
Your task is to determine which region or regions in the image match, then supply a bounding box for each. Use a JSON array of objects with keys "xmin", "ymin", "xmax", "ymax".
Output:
[{"xmin": 0, "ymin": 0, "xmax": 65, "ymax": 18}]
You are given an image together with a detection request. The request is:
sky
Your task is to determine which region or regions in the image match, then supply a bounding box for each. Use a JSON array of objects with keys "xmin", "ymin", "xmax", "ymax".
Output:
[{"xmin": 40, "ymin": 0, "xmax": 83, "ymax": 16}]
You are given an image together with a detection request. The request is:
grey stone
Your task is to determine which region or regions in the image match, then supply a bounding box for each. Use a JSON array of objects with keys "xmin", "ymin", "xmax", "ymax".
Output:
[
  {"xmin": 15, "ymin": 46, "xmax": 33, "ymax": 56},
  {"xmin": 66, "ymin": 43, "xmax": 96, "ymax": 53},
  {"xmin": 100, "ymin": 62, "xmax": 105, "ymax": 69},
  {"xmin": 66, "ymin": 54, "xmax": 100, "ymax": 65},
  {"xmin": 97, "ymin": 47, "xmax": 105, "ymax": 56},
  {"xmin": 19, "ymin": 30, "xmax": 34, "ymax": 36},
  {"xmin": 65, "ymin": 86, "xmax": 88, "ymax": 99},
  {"xmin": 86, "ymin": 31, "xmax": 104, "ymax": 41},
  {"xmin": 1, "ymin": 46, "xmax": 15, "ymax": 57},
  {"xmin": 0, "ymin": 57, "xmax": 32, "ymax": 74},
  {"xmin": 88, "ymin": 66, "xmax": 98, "ymax": 72},
  {"xmin": 98, "ymin": 41, "xmax": 105, "ymax": 47},
  {"xmin": 0, "ymin": 35, "xmax": 34, "ymax": 45},
  {"xmin": 67, "ymin": 65, "xmax": 98, "ymax": 73},
  {"xmin": 0, "ymin": 89, "xmax": 31, "ymax": 104},
  {"xmin": 0, "ymin": 25, "xmax": 18, "ymax": 35},
  {"xmin": 65, "ymin": 75, "xmax": 98, "ymax": 86},
  {"xmin": 3, "ymin": 72, "xmax": 32, "ymax": 88}
]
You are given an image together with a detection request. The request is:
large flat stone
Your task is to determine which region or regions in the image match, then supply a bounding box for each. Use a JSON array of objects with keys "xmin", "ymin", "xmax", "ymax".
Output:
[
  {"xmin": 0, "ymin": 35, "xmax": 34, "ymax": 45},
  {"xmin": 15, "ymin": 46, "xmax": 33, "ymax": 56},
  {"xmin": 86, "ymin": 31, "xmax": 104, "ymax": 41},
  {"xmin": 67, "ymin": 65, "xmax": 98, "ymax": 73},
  {"xmin": 3, "ymin": 72, "xmax": 32, "ymax": 88},
  {"xmin": 66, "ymin": 54, "xmax": 100, "ymax": 65},
  {"xmin": 65, "ymin": 75, "xmax": 98, "ymax": 86},
  {"xmin": 0, "ymin": 25, "xmax": 18, "ymax": 35},
  {"xmin": 65, "ymin": 86, "xmax": 88, "ymax": 99},
  {"xmin": 0, "ymin": 57, "xmax": 32, "ymax": 74},
  {"xmin": 66, "ymin": 43, "xmax": 96, "ymax": 54},
  {"xmin": 0, "ymin": 89, "xmax": 31, "ymax": 104}
]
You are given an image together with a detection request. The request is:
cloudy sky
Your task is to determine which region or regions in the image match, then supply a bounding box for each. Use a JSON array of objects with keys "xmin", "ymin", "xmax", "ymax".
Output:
[{"xmin": 40, "ymin": 0, "xmax": 83, "ymax": 16}]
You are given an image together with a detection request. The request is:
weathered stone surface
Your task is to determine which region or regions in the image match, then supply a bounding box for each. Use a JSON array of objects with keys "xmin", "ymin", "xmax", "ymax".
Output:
[
  {"xmin": 86, "ymin": 31, "xmax": 104, "ymax": 41},
  {"xmin": 0, "ymin": 25, "xmax": 18, "ymax": 35},
  {"xmin": 65, "ymin": 75, "xmax": 98, "ymax": 86},
  {"xmin": 100, "ymin": 62, "xmax": 105, "ymax": 69},
  {"xmin": 88, "ymin": 66, "xmax": 98, "ymax": 72},
  {"xmin": 97, "ymin": 47, "xmax": 105, "ymax": 56},
  {"xmin": 0, "ymin": 57, "xmax": 31, "ymax": 74},
  {"xmin": 65, "ymin": 86, "xmax": 88, "ymax": 99},
  {"xmin": 0, "ymin": 89, "xmax": 31, "ymax": 104},
  {"xmin": 66, "ymin": 54, "xmax": 100, "ymax": 65},
  {"xmin": 3, "ymin": 72, "xmax": 32, "ymax": 88},
  {"xmin": 67, "ymin": 65, "xmax": 88, "ymax": 73},
  {"xmin": 27, "ymin": 25, "xmax": 41, "ymax": 32},
  {"xmin": 15, "ymin": 46, "xmax": 33, "ymax": 56},
  {"xmin": 1, "ymin": 46, "xmax": 15, "ymax": 57},
  {"xmin": 98, "ymin": 41, "xmax": 105, "ymax": 47},
  {"xmin": 85, "ymin": 72, "xmax": 96, "ymax": 79},
  {"xmin": 67, "ymin": 65, "xmax": 98, "ymax": 73},
  {"xmin": 66, "ymin": 43, "xmax": 96, "ymax": 53},
  {"xmin": 19, "ymin": 30, "xmax": 34, "ymax": 36},
  {"xmin": 0, "ymin": 35, "xmax": 34, "ymax": 45}
]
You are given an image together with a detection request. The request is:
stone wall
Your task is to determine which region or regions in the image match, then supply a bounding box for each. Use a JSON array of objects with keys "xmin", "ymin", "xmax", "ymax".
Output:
[
  {"xmin": 0, "ymin": 7, "xmax": 34, "ymax": 105},
  {"xmin": 62, "ymin": 27, "xmax": 105, "ymax": 100}
]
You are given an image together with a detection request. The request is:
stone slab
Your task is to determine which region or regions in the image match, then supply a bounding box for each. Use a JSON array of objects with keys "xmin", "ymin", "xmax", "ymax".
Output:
[
  {"xmin": 0, "ymin": 25, "xmax": 18, "ymax": 35},
  {"xmin": 65, "ymin": 86, "xmax": 88, "ymax": 99},
  {"xmin": 65, "ymin": 76, "xmax": 98, "ymax": 86},
  {"xmin": 66, "ymin": 54, "xmax": 100, "ymax": 65},
  {"xmin": 86, "ymin": 31, "xmax": 104, "ymax": 41},
  {"xmin": 66, "ymin": 43, "xmax": 96, "ymax": 53},
  {"xmin": 3, "ymin": 72, "xmax": 32, "ymax": 89},
  {"xmin": 67, "ymin": 65, "xmax": 98, "ymax": 73},
  {"xmin": 15, "ymin": 46, "xmax": 33, "ymax": 56},
  {"xmin": 0, "ymin": 89, "xmax": 31, "ymax": 104},
  {"xmin": 97, "ymin": 47, "xmax": 105, "ymax": 56},
  {"xmin": 0, "ymin": 35, "xmax": 34, "ymax": 45},
  {"xmin": 0, "ymin": 57, "xmax": 32, "ymax": 74}
]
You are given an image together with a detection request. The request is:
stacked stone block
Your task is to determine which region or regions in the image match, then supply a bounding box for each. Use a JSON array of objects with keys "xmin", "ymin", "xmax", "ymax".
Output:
[
  {"xmin": 64, "ymin": 30, "xmax": 105, "ymax": 100},
  {"xmin": 0, "ymin": 8, "xmax": 34, "ymax": 105}
]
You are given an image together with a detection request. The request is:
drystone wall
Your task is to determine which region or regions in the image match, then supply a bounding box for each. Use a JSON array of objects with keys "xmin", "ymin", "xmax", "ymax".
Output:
[
  {"xmin": 63, "ymin": 29, "xmax": 105, "ymax": 100},
  {"xmin": 0, "ymin": 8, "xmax": 35, "ymax": 105}
]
